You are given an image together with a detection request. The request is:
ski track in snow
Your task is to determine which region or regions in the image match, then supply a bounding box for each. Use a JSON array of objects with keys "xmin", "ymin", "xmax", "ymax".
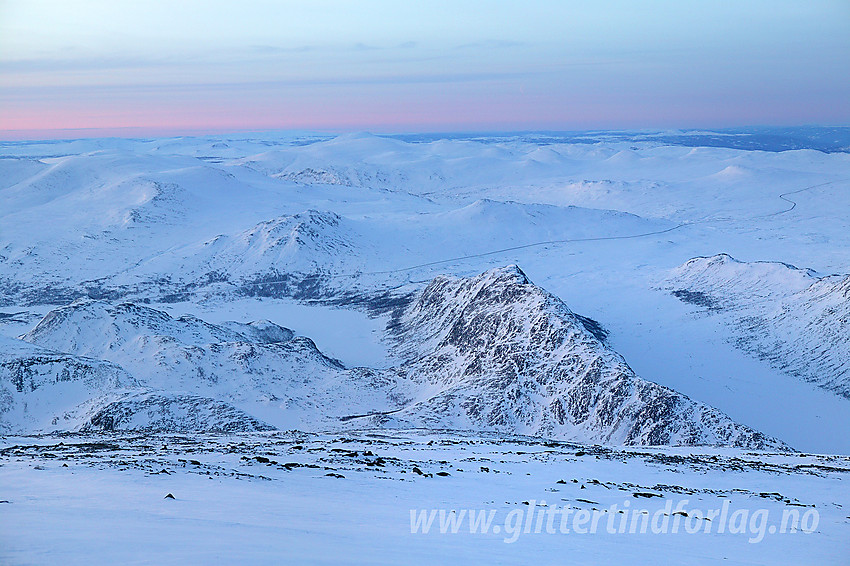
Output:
[{"xmin": 762, "ymin": 179, "xmax": 850, "ymax": 218}]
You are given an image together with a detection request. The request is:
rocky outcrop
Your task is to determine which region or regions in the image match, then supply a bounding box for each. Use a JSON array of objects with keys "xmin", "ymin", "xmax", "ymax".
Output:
[
  {"xmin": 0, "ymin": 335, "xmax": 136, "ymax": 433},
  {"xmin": 80, "ymin": 391, "xmax": 275, "ymax": 433}
]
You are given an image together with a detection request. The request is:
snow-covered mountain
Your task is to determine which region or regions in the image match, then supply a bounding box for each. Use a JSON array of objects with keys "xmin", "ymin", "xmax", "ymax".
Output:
[
  {"xmin": 2, "ymin": 131, "xmax": 849, "ymax": 453},
  {"xmin": 669, "ymin": 254, "xmax": 850, "ymax": 398},
  {"xmin": 79, "ymin": 390, "xmax": 275, "ymax": 433},
  {"xmin": 0, "ymin": 334, "xmax": 135, "ymax": 432},
  {"xmin": 1, "ymin": 135, "xmax": 683, "ymax": 306},
  {"xmin": 112, "ymin": 199, "xmax": 671, "ymax": 303},
  {"xmin": 119, "ymin": 209, "xmax": 369, "ymax": 301},
  {"xmin": 18, "ymin": 300, "xmax": 387, "ymax": 430},
  {"xmin": 0, "ymin": 330, "xmax": 279, "ymax": 434},
  {"xmin": 7, "ymin": 268, "xmax": 786, "ymax": 449},
  {"xmin": 235, "ymin": 132, "xmax": 552, "ymax": 193},
  {"xmin": 378, "ymin": 266, "xmax": 785, "ymax": 449}
]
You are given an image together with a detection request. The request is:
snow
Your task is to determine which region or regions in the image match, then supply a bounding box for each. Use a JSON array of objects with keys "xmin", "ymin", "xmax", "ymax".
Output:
[
  {"xmin": 666, "ymin": 254, "xmax": 850, "ymax": 401},
  {"xmin": 1, "ymin": 431, "xmax": 848, "ymax": 565},
  {"xmin": 2, "ymin": 129, "xmax": 850, "ymax": 562}
]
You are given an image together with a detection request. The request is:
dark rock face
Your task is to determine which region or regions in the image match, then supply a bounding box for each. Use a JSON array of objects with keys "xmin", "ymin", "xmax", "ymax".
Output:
[
  {"xmin": 220, "ymin": 320, "xmax": 295, "ymax": 344},
  {"xmin": 671, "ymin": 289, "xmax": 719, "ymax": 310}
]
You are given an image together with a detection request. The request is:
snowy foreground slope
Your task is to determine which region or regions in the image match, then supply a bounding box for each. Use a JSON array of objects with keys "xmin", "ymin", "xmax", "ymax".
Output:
[{"xmin": 1, "ymin": 431, "xmax": 848, "ymax": 565}]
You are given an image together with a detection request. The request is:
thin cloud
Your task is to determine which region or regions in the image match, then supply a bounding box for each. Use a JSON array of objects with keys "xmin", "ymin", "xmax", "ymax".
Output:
[{"xmin": 454, "ymin": 39, "xmax": 527, "ymax": 50}]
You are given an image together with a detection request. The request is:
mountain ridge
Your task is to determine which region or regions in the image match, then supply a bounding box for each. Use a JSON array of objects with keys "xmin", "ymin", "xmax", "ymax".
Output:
[{"xmin": 6, "ymin": 267, "xmax": 788, "ymax": 450}]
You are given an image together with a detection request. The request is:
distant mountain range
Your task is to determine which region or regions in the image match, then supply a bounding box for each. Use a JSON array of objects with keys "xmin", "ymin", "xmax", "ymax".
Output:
[{"xmin": 388, "ymin": 126, "xmax": 850, "ymax": 153}]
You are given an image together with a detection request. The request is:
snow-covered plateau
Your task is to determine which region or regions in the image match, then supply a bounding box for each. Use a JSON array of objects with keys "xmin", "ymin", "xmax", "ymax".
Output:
[{"xmin": 1, "ymin": 129, "xmax": 849, "ymax": 563}]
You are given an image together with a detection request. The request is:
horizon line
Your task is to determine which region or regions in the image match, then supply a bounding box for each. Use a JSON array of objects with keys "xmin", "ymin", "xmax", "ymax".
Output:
[{"xmin": 2, "ymin": 123, "xmax": 849, "ymax": 143}]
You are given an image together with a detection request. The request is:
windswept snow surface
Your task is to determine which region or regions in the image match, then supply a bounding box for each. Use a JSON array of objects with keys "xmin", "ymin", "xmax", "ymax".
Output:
[
  {"xmin": 1, "ymin": 431, "xmax": 848, "ymax": 565},
  {"xmin": 1, "ymin": 129, "xmax": 850, "ymax": 562}
]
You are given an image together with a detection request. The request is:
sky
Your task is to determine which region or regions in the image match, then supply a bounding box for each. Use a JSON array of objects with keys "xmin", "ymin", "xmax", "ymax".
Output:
[{"xmin": 1, "ymin": 0, "xmax": 848, "ymax": 139}]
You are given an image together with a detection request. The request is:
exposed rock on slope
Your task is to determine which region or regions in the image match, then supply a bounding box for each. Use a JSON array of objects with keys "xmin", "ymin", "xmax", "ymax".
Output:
[
  {"xmin": 80, "ymin": 391, "xmax": 275, "ymax": 433},
  {"xmin": 22, "ymin": 300, "xmax": 259, "ymax": 351},
  {"xmin": 117, "ymin": 210, "xmax": 367, "ymax": 301},
  {"xmin": 0, "ymin": 335, "xmax": 133, "ymax": 393},
  {"xmin": 0, "ymin": 335, "xmax": 135, "ymax": 432},
  {"xmin": 380, "ymin": 266, "xmax": 786, "ymax": 449},
  {"xmin": 0, "ymin": 334, "xmax": 276, "ymax": 434},
  {"xmin": 668, "ymin": 254, "xmax": 817, "ymax": 308},
  {"xmin": 669, "ymin": 254, "xmax": 850, "ymax": 399}
]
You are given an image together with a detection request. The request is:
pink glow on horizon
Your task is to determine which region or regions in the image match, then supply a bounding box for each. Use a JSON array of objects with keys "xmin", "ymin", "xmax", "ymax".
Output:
[
  {"xmin": 2, "ymin": 2, "xmax": 848, "ymax": 140},
  {"xmin": 3, "ymin": 81, "xmax": 847, "ymax": 141}
]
